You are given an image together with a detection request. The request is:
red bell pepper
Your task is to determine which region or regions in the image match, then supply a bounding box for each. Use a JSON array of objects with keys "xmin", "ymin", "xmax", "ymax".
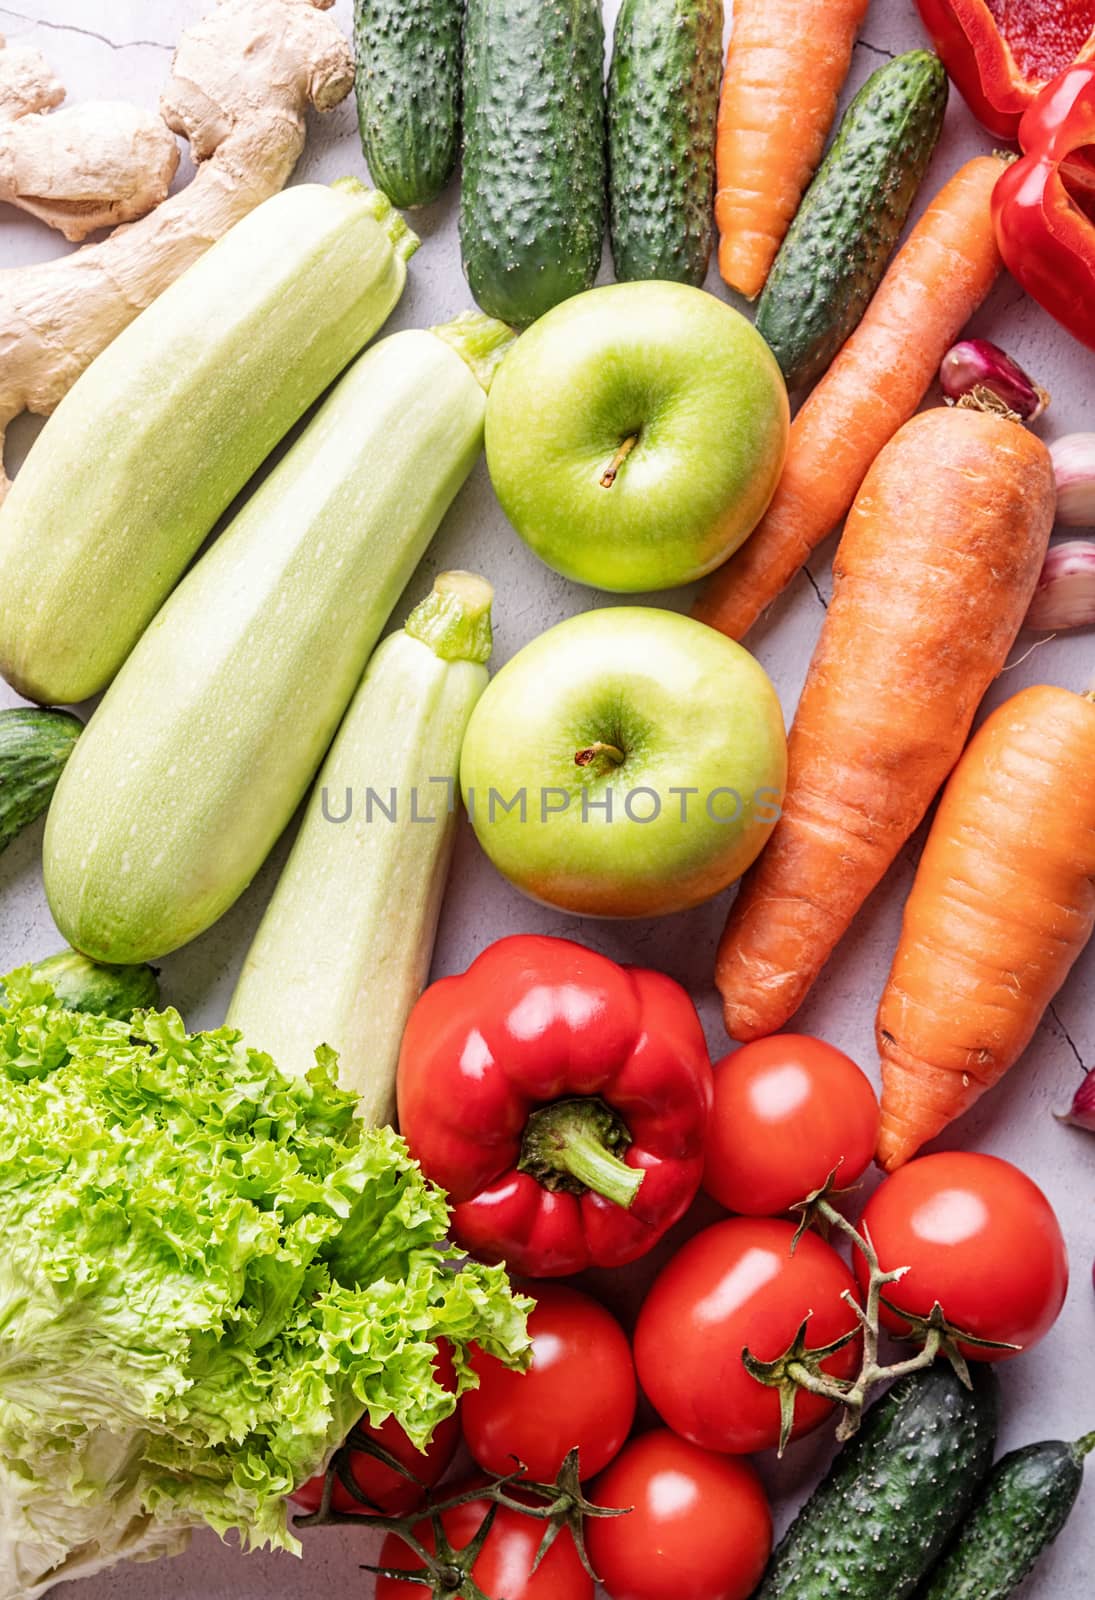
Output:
[
  {"xmin": 396, "ymin": 934, "xmax": 713, "ymax": 1278},
  {"xmin": 916, "ymin": 0, "xmax": 1095, "ymax": 139},
  {"xmin": 993, "ymin": 63, "xmax": 1095, "ymax": 352}
]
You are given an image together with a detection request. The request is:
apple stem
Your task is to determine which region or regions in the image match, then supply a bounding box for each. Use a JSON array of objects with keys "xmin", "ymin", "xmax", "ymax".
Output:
[
  {"xmin": 575, "ymin": 740, "xmax": 625, "ymax": 768},
  {"xmin": 600, "ymin": 434, "xmax": 639, "ymax": 488},
  {"xmin": 517, "ymin": 1097, "xmax": 644, "ymax": 1210}
]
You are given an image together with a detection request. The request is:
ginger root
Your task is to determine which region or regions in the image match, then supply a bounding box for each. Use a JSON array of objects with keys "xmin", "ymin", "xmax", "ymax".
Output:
[
  {"xmin": 0, "ymin": 0, "xmax": 354, "ymax": 495},
  {"xmin": 0, "ymin": 34, "xmax": 62, "ymax": 122},
  {"xmin": 0, "ymin": 34, "xmax": 179, "ymax": 242}
]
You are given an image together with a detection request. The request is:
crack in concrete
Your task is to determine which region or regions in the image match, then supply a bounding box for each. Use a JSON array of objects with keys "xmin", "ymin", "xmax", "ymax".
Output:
[
  {"xmin": 1048, "ymin": 1000, "xmax": 1086, "ymax": 1072},
  {"xmin": 803, "ymin": 567, "xmax": 829, "ymax": 610},
  {"xmin": 0, "ymin": 7, "xmax": 173, "ymax": 53},
  {"xmin": 857, "ymin": 38, "xmax": 896, "ymax": 61}
]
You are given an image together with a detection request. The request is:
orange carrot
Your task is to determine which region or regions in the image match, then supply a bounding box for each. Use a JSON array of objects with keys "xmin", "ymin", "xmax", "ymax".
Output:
[
  {"xmin": 696, "ymin": 156, "xmax": 1006, "ymax": 642},
  {"xmin": 715, "ymin": 406, "xmax": 1055, "ymax": 1044},
  {"xmin": 715, "ymin": 0, "xmax": 870, "ymax": 300},
  {"xmin": 877, "ymin": 684, "xmax": 1095, "ymax": 1171}
]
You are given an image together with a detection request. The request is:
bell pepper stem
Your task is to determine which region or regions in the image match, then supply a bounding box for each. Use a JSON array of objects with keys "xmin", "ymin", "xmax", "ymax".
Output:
[{"xmin": 518, "ymin": 1098, "xmax": 644, "ymax": 1209}]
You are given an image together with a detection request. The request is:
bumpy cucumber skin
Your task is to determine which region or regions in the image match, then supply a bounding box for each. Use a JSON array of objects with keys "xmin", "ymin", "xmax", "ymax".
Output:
[
  {"xmin": 461, "ymin": 0, "xmax": 606, "ymax": 326},
  {"xmin": 608, "ymin": 0, "xmax": 723, "ymax": 286},
  {"xmin": 756, "ymin": 51, "xmax": 948, "ymax": 391},
  {"xmin": 354, "ymin": 0, "xmax": 462, "ymax": 208},
  {"xmin": 756, "ymin": 1364, "xmax": 999, "ymax": 1600},
  {"xmin": 24, "ymin": 949, "xmax": 160, "ymax": 1019},
  {"xmin": 0, "ymin": 707, "xmax": 81, "ymax": 853},
  {"xmin": 915, "ymin": 1440, "xmax": 1087, "ymax": 1600}
]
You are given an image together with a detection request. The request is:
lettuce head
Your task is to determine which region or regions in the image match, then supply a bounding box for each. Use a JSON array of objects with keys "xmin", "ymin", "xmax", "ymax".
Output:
[{"xmin": 0, "ymin": 971, "xmax": 530, "ymax": 1599}]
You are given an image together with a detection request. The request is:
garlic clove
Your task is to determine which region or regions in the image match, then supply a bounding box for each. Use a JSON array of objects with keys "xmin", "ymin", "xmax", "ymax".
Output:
[
  {"xmin": 1050, "ymin": 434, "xmax": 1095, "ymax": 528},
  {"xmin": 939, "ymin": 339, "xmax": 1049, "ymax": 421},
  {"xmin": 1025, "ymin": 540, "xmax": 1095, "ymax": 631},
  {"xmin": 1056, "ymin": 1068, "xmax": 1095, "ymax": 1131}
]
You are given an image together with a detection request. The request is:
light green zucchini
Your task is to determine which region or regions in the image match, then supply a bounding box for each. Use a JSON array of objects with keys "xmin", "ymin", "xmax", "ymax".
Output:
[
  {"xmin": 0, "ymin": 180, "xmax": 417, "ymax": 706},
  {"xmin": 43, "ymin": 313, "xmax": 513, "ymax": 966},
  {"xmin": 227, "ymin": 570, "xmax": 493, "ymax": 1122}
]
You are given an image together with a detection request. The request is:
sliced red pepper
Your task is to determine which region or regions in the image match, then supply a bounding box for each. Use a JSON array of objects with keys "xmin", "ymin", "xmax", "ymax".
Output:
[
  {"xmin": 993, "ymin": 63, "xmax": 1095, "ymax": 350},
  {"xmin": 396, "ymin": 935, "xmax": 713, "ymax": 1279},
  {"xmin": 916, "ymin": 0, "xmax": 1095, "ymax": 138}
]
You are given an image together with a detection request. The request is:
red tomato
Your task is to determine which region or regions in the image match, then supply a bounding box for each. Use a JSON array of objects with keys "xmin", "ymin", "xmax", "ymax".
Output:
[
  {"xmin": 634, "ymin": 1218, "xmax": 862, "ymax": 1454},
  {"xmin": 463, "ymin": 1283, "xmax": 636, "ymax": 1482},
  {"xmin": 703, "ymin": 1035, "xmax": 879, "ymax": 1216},
  {"xmin": 374, "ymin": 1483, "xmax": 593, "ymax": 1600},
  {"xmin": 588, "ymin": 1430, "xmax": 772, "ymax": 1600},
  {"xmin": 856, "ymin": 1152, "xmax": 1069, "ymax": 1360},
  {"xmin": 291, "ymin": 1344, "xmax": 461, "ymax": 1517}
]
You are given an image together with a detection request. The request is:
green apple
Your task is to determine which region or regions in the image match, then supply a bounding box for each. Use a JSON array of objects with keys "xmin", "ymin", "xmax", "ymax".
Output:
[
  {"xmin": 485, "ymin": 281, "xmax": 789, "ymax": 593},
  {"xmin": 459, "ymin": 606, "xmax": 787, "ymax": 918}
]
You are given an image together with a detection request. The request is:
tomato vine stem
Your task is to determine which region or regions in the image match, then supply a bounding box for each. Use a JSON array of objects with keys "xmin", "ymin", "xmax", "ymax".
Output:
[
  {"xmin": 743, "ymin": 1169, "xmax": 1016, "ymax": 1453},
  {"xmin": 296, "ymin": 1444, "xmax": 630, "ymax": 1591}
]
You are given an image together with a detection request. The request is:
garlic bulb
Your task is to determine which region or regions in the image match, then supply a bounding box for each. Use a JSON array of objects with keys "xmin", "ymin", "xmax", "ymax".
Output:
[
  {"xmin": 1025, "ymin": 541, "xmax": 1095, "ymax": 632},
  {"xmin": 939, "ymin": 339, "xmax": 1048, "ymax": 421},
  {"xmin": 1058, "ymin": 1068, "xmax": 1095, "ymax": 1132},
  {"xmin": 1050, "ymin": 434, "xmax": 1095, "ymax": 527}
]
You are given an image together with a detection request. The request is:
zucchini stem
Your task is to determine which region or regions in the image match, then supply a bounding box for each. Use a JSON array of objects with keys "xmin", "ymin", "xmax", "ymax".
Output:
[
  {"xmin": 431, "ymin": 311, "xmax": 517, "ymax": 392},
  {"xmin": 406, "ymin": 571, "xmax": 494, "ymax": 663},
  {"xmin": 337, "ymin": 180, "xmax": 422, "ymax": 262}
]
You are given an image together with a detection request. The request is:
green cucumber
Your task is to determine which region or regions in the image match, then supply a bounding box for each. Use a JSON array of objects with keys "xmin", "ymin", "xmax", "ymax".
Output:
[
  {"xmin": 916, "ymin": 1433, "xmax": 1094, "ymax": 1599},
  {"xmin": 461, "ymin": 0, "xmax": 606, "ymax": 326},
  {"xmin": 756, "ymin": 51, "xmax": 948, "ymax": 391},
  {"xmin": 0, "ymin": 706, "xmax": 81, "ymax": 853},
  {"xmin": 43, "ymin": 313, "xmax": 513, "ymax": 966},
  {"xmin": 354, "ymin": 0, "xmax": 462, "ymax": 207},
  {"xmin": 608, "ymin": 0, "xmax": 723, "ymax": 286},
  {"xmin": 228, "ymin": 571, "xmax": 494, "ymax": 1121},
  {"xmin": 756, "ymin": 1364, "xmax": 999, "ymax": 1600},
  {"xmin": 0, "ymin": 181, "xmax": 417, "ymax": 706},
  {"xmin": 2, "ymin": 948, "xmax": 160, "ymax": 1019}
]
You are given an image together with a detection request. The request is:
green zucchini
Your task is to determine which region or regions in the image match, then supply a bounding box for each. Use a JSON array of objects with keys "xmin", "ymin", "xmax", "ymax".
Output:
[
  {"xmin": 1, "ymin": 948, "xmax": 160, "ymax": 1019},
  {"xmin": 461, "ymin": 0, "xmax": 606, "ymax": 326},
  {"xmin": 354, "ymin": 0, "xmax": 462, "ymax": 207},
  {"xmin": 43, "ymin": 313, "xmax": 512, "ymax": 966},
  {"xmin": 916, "ymin": 1433, "xmax": 1094, "ymax": 1599},
  {"xmin": 228, "ymin": 570, "xmax": 494, "ymax": 1122},
  {"xmin": 756, "ymin": 51, "xmax": 948, "ymax": 391},
  {"xmin": 608, "ymin": 0, "xmax": 723, "ymax": 286},
  {"xmin": 0, "ymin": 181, "xmax": 417, "ymax": 706},
  {"xmin": 756, "ymin": 1364, "xmax": 999, "ymax": 1600},
  {"xmin": 0, "ymin": 706, "xmax": 81, "ymax": 853}
]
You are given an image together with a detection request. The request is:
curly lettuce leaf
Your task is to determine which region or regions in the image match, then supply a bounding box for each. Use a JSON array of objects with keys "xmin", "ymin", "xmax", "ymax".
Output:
[{"xmin": 0, "ymin": 973, "xmax": 531, "ymax": 1599}]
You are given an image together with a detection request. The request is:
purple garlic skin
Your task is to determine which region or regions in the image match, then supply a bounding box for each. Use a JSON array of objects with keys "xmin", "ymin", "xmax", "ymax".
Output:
[
  {"xmin": 1050, "ymin": 434, "xmax": 1095, "ymax": 528},
  {"xmin": 939, "ymin": 339, "xmax": 1049, "ymax": 421},
  {"xmin": 1058, "ymin": 1067, "xmax": 1095, "ymax": 1132},
  {"xmin": 1025, "ymin": 541, "xmax": 1095, "ymax": 632}
]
